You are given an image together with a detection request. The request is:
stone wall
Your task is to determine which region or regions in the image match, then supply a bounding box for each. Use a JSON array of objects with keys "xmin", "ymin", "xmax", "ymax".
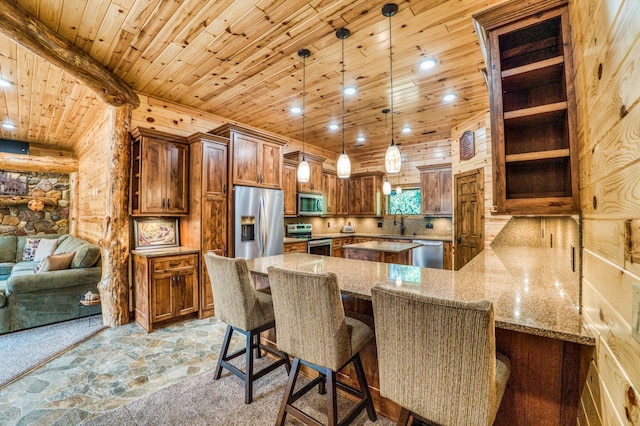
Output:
[{"xmin": 0, "ymin": 171, "xmax": 70, "ymax": 236}]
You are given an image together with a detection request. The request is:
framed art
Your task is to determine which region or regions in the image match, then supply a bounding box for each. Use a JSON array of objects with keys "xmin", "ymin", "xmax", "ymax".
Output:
[{"xmin": 133, "ymin": 217, "xmax": 180, "ymax": 249}]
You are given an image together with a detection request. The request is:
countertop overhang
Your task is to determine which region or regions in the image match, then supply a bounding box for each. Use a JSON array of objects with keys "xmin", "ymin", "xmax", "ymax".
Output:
[
  {"xmin": 342, "ymin": 241, "xmax": 422, "ymax": 253},
  {"xmin": 246, "ymin": 247, "xmax": 594, "ymax": 345}
]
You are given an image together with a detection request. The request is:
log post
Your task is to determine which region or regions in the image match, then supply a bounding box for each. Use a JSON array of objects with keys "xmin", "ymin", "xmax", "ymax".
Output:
[{"xmin": 98, "ymin": 105, "xmax": 132, "ymax": 327}]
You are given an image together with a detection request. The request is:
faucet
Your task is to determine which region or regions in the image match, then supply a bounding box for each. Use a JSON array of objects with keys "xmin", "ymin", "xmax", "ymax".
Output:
[{"xmin": 393, "ymin": 208, "xmax": 405, "ymax": 235}]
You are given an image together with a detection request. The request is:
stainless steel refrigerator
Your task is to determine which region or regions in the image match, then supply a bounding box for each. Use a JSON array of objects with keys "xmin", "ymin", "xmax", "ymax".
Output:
[{"xmin": 233, "ymin": 186, "xmax": 284, "ymax": 259}]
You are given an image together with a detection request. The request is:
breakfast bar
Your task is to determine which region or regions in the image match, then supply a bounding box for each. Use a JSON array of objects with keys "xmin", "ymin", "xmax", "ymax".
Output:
[{"xmin": 246, "ymin": 248, "xmax": 594, "ymax": 425}]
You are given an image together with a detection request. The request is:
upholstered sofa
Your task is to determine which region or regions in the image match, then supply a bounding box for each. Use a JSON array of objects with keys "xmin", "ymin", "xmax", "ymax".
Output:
[{"xmin": 0, "ymin": 234, "xmax": 102, "ymax": 335}]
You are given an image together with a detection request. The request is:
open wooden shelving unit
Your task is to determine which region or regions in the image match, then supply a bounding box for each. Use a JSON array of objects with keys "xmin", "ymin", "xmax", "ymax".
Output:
[{"xmin": 475, "ymin": 0, "xmax": 579, "ymax": 214}]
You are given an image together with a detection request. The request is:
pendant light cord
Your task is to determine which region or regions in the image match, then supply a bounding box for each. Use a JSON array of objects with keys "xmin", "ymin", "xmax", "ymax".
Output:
[
  {"xmin": 302, "ymin": 54, "xmax": 306, "ymax": 159},
  {"xmin": 388, "ymin": 13, "xmax": 395, "ymax": 145},
  {"xmin": 341, "ymin": 36, "xmax": 346, "ymax": 155}
]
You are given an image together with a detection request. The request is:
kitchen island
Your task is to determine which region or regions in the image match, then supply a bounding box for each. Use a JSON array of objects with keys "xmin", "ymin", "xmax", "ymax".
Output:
[
  {"xmin": 342, "ymin": 240, "xmax": 421, "ymax": 265},
  {"xmin": 246, "ymin": 248, "xmax": 594, "ymax": 425}
]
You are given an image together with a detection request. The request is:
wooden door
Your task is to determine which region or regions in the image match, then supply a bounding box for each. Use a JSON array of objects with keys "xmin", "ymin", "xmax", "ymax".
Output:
[
  {"xmin": 337, "ymin": 178, "xmax": 349, "ymax": 215},
  {"xmin": 348, "ymin": 178, "xmax": 362, "ymax": 215},
  {"xmin": 420, "ymin": 169, "xmax": 439, "ymax": 214},
  {"xmin": 201, "ymin": 197, "xmax": 227, "ymax": 314},
  {"xmin": 259, "ymin": 141, "xmax": 282, "ymax": 189},
  {"xmin": 166, "ymin": 142, "xmax": 188, "ymax": 214},
  {"xmin": 283, "ymin": 162, "xmax": 297, "ymax": 216},
  {"xmin": 140, "ymin": 138, "xmax": 167, "ymax": 213},
  {"xmin": 438, "ymin": 169, "xmax": 453, "ymax": 215},
  {"xmin": 323, "ymin": 173, "xmax": 336, "ymax": 214},
  {"xmin": 232, "ymin": 133, "xmax": 260, "ymax": 186},
  {"xmin": 454, "ymin": 168, "xmax": 484, "ymax": 270},
  {"xmin": 176, "ymin": 270, "xmax": 198, "ymax": 316},
  {"xmin": 202, "ymin": 142, "xmax": 227, "ymax": 197},
  {"xmin": 360, "ymin": 176, "xmax": 377, "ymax": 215}
]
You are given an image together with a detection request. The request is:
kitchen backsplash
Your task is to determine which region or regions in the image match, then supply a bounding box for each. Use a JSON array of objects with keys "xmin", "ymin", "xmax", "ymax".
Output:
[{"xmin": 284, "ymin": 216, "xmax": 453, "ymax": 238}]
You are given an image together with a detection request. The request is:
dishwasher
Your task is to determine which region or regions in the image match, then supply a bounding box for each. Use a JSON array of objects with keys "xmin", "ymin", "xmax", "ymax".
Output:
[{"xmin": 412, "ymin": 240, "xmax": 444, "ymax": 269}]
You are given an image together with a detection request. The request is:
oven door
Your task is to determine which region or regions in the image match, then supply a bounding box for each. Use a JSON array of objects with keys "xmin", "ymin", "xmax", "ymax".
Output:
[{"xmin": 307, "ymin": 239, "xmax": 332, "ymax": 256}]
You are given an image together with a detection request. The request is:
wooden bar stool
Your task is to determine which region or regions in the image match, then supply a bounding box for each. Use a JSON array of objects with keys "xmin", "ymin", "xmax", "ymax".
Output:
[
  {"xmin": 371, "ymin": 284, "xmax": 511, "ymax": 425},
  {"xmin": 267, "ymin": 266, "xmax": 377, "ymax": 426},
  {"xmin": 204, "ymin": 253, "xmax": 290, "ymax": 404}
]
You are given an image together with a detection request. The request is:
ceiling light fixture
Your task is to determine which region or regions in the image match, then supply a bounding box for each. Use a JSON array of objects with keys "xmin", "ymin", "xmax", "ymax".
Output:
[
  {"xmin": 402, "ymin": 126, "xmax": 411, "ymax": 134},
  {"xmin": 290, "ymin": 106, "xmax": 301, "ymax": 114},
  {"xmin": 329, "ymin": 123, "xmax": 339, "ymax": 131},
  {"xmin": 443, "ymin": 93, "xmax": 457, "ymax": 102},
  {"xmin": 0, "ymin": 78, "xmax": 13, "ymax": 87},
  {"xmin": 2, "ymin": 122, "xmax": 16, "ymax": 130},
  {"xmin": 297, "ymin": 48, "xmax": 311, "ymax": 183},
  {"xmin": 419, "ymin": 57, "xmax": 437, "ymax": 70},
  {"xmin": 383, "ymin": 3, "xmax": 401, "ymax": 174},
  {"xmin": 336, "ymin": 28, "xmax": 352, "ymax": 179},
  {"xmin": 344, "ymin": 86, "xmax": 357, "ymax": 95},
  {"xmin": 356, "ymin": 135, "xmax": 365, "ymax": 143}
]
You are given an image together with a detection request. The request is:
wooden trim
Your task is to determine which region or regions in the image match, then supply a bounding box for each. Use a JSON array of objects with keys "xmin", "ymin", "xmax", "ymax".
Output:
[
  {"xmin": 209, "ymin": 123, "xmax": 287, "ymax": 146},
  {"xmin": 505, "ymin": 148, "xmax": 570, "ymax": 163},
  {"xmin": 0, "ymin": 0, "xmax": 139, "ymax": 107},
  {"xmin": 284, "ymin": 150, "xmax": 326, "ymax": 163},
  {"xmin": 502, "ymin": 56, "xmax": 564, "ymax": 78},
  {"xmin": 473, "ymin": 0, "xmax": 567, "ymax": 31},
  {"xmin": 186, "ymin": 132, "xmax": 228, "ymax": 145},
  {"xmin": 504, "ymin": 102, "xmax": 568, "ymax": 120},
  {"xmin": 416, "ymin": 164, "xmax": 452, "ymax": 172},
  {"xmin": 130, "ymin": 127, "xmax": 189, "ymax": 144},
  {"xmin": 350, "ymin": 171, "xmax": 385, "ymax": 178}
]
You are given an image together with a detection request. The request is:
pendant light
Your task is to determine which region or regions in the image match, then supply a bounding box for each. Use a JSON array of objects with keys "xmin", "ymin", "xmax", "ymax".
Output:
[
  {"xmin": 296, "ymin": 48, "xmax": 311, "ymax": 183},
  {"xmin": 382, "ymin": 108, "xmax": 392, "ymax": 195},
  {"xmin": 396, "ymin": 174, "xmax": 402, "ymax": 195},
  {"xmin": 336, "ymin": 28, "xmax": 351, "ymax": 179},
  {"xmin": 383, "ymin": 3, "xmax": 401, "ymax": 174}
]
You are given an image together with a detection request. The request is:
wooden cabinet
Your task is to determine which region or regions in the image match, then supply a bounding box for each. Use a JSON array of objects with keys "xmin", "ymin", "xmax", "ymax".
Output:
[
  {"xmin": 284, "ymin": 151, "xmax": 325, "ymax": 193},
  {"xmin": 323, "ymin": 171, "xmax": 337, "ymax": 215},
  {"xmin": 331, "ymin": 237, "xmax": 353, "ymax": 257},
  {"xmin": 130, "ymin": 127, "xmax": 189, "ymax": 215},
  {"xmin": 283, "ymin": 159, "xmax": 298, "ymax": 217},
  {"xmin": 181, "ymin": 133, "xmax": 229, "ymax": 318},
  {"xmin": 284, "ymin": 240, "xmax": 307, "ymax": 253},
  {"xmin": 211, "ymin": 124, "xmax": 286, "ymax": 190},
  {"xmin": 474, "ymin": 1, "xmax": 579, "ymax": 214},
  {"xmin": 418, "ymin": 165, "xmax": 452, "ymax": 216},
  {"xmin": 133, "ymin": 251, "xmax": 199, "ymax": 332},
  {"xmin": 336, "ymin": 177, "xmax": 349, "ymax": 216},
  {"xmin": 443, "ymin": 241, "xmax": 453, "ymax": 270},
  {"xmin": 348, "ymin": 172, "xmax": 384, "ymax": 216}
]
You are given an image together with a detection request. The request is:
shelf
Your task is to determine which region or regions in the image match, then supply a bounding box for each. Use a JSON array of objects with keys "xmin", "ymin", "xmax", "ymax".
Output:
[
  {"xmin": 504, "ymin": 101, "xmax": 567, "ymax": 121},
  {"xmin": 502, "ymin": 56, "xmax": 564, "ymax": 78},
  {"xmin": 505, "ymin": 148, "xmax": 569, "ymax": 163}
]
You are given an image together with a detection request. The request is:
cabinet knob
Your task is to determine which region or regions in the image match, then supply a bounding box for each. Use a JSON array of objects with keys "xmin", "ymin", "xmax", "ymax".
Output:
[{"xmin": 167, "ymin": 198, "xmax": 170, "ymax": 208}]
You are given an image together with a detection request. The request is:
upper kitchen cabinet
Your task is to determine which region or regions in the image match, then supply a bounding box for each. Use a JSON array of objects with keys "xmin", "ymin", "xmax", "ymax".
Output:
[
  {"xmin": 283, "ymin": 158, "xmax": 298, "ymax": 217},
  {"xmin": 210, "ymin": 124, "xmax": 285, "ymax": 190},
  {"xmin": 130, "ymin": 127, "xmax": 189, "ymax": 216},
  {"xmin": 349, "ymin": 172, "xmax": 385, "ymax": 216},
  {"xmin": 474, "ymin": 0, "xmax": 579, "ymax": 214},
  {"xmin": 284, "ymin": 151, "xmax": 325, "ymax": 193},
  {"xmin": 322, "ymin": 170, "xmax": 337, "ymax": 215},
  {"xmin": 418, "ymin": 165, "xmax": 452, "ymax": 216}
]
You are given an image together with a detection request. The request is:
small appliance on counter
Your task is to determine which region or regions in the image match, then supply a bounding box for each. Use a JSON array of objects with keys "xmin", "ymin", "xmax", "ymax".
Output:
[{"xmin": 341, "ymin": 225, "xmax": 355, "ymax": 233}]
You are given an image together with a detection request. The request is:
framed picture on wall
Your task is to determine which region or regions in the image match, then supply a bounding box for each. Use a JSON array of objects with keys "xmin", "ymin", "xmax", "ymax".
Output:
[{"xmin": 133, "ymin": 217, "xmax": 180, "ymax": 249}]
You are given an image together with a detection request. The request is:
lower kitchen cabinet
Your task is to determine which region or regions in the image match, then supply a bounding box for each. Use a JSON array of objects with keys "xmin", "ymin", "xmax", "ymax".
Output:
[
  {"xmin": 132, "ymin": 250, "xmax": 200, "ymax": 332},
  {"xmin": 444, "ymin": 241, "xmax": 453, "ymax": 270},
  {"xmin": 284, "ymin": 240, "xmax": 307, "ymax": 253}
]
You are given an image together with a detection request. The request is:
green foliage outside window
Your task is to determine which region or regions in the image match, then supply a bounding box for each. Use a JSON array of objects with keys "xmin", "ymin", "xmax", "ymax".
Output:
[{"xmin": 388, "ymin": 188, "xmax": 421, "ymax": 215}]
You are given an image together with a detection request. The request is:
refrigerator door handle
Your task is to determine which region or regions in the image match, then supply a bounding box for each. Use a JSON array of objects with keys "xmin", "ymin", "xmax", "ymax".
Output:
[{"xmin": 258, "ymin": 196, "xmax": 267, "ymax": 256}]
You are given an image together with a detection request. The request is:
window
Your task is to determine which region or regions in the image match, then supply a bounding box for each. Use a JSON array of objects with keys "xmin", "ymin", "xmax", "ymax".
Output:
[{"xmin": 388, "ymin": 188, "xmax": 421, "ymax": 215}]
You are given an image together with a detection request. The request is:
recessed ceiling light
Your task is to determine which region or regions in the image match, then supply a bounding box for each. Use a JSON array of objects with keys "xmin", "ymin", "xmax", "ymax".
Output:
[
  {"xmin": 419, "ymin": 57, "xmax": 437, "ymax": 70},
  {"xmin": 401, "ymin": 126, "xmax": 412, "ymax": 134},
  {"xmin": 329, "ymin": 123, "xmax": 339, "ymax": 131},
  {"xmin": 290, "ymin": 106, "xmax": 302, "ymax": 114},
  {"xmin": 343, "ymin": 86, "xmax": 357, "ymax": 95},
  {"xmin": 356, "ymin": 135, "xmax": 365, "ymax": 143},
  {"xmin": 0, "ymin": 78, "xmax": 13, "ymax": 87},
  {"xmin": 2, "ymin": 123, "xmax": 16, "ymax": 129},
  {"xmin": 443, "ymin": 93, "xmax": 457, "ymax": 102}
]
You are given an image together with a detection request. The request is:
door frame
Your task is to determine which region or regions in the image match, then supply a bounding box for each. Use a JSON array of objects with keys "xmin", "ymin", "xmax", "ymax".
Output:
[{"xmin": 453, "ymin": 167, "xmax": 485, "ymax": 270}]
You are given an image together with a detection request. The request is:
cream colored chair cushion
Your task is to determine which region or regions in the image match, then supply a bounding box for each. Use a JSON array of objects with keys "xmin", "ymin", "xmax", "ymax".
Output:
[{"xmin": 371, "ymin": 284, "xmax": 511, "ymax": 426}]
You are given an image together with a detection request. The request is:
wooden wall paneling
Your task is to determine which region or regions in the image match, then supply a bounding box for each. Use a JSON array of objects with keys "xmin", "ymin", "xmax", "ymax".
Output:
[
  {"xmin": 581, "ymin": 219, "xmax": 624, "ymax": 267},
  {"xmin": 580, "ymin": 361, "xmax": 603, "ymax": 426}
]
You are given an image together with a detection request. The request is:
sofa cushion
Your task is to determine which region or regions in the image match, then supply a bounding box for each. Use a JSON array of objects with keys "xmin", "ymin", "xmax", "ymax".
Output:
[
  {"xmin": 0, "ymin": 262, "xmax": 14, "ymax": 279},
  {"xmin": 11, "ymin": 261, "xmax": 40, "ymax": 275},
  {"xmin": 33, "ymin": 238, "xmax": 58, "ymax": 261},
  {"xmin": 35, "ymin": 252, "xmax": 75, "ymax": 273},
  {"xmin": 0, "ymin": 236, "xmax": 17, "ymax": 263},
  {"xmin": 16, "ymin": 235, "xmax": 59, "ymax": 263},
  {"xmin": 54, "ymin": 236, "xmax": 101, "ymax": 268},
  {"xmin": 22, "ymin": 238, "xmax": 41, "ymax": 261}
]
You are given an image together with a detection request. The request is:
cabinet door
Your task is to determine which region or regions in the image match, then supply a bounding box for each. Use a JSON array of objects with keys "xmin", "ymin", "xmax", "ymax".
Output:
[
  {"xmin": 233, "ymin": 133, "xmax": 261, "ymax": 186},
  {"xmin": 420, "ymin": 170, "xmax": 439, "ymax": 214},
  {"xmin": 348, "ymin": 178, "xmax": 361, "ymax": 215},
  {"xmin": 202, "ymin": 142, "xmax": 227, "ymax": 197},
  {"xmin": 310, "ymin": 161, "xmax": 323, "ymax": 192},
  {"xmin": 140, "ymin": 138, "xmax": 167, "ymax": 214},
  {"xmin": 283, "ymin": 164, "xmax": 297, "ymax": 216},
  {"xmin": 323, "ymin": 173, "xmax": 336, "ymax": 214},
  {"xmin": 438, "ymin": 169, "xmax": 453, "ymax": 215},
  {"xmin": 359, "ymin": 176, "xmax": 377, "ymax": 215},
  {"xmin": 165, "ymin": 143, "xmax": 188, "ymax": 214},
  {"xmin": 151, "ymin": 273, "xmax": 175, "ymax": 322},
  {"xmin": 259, "ymin": 141, "xmax": 282, "ymax": 189},
  {"xmin": 176, "ymin": 271, "xmax": 198, "ymax": 316},
  {"xmin": 337, "ymin": 178, "xmax": 349, "ymax": 215},
  {"xmin": 201, "ymin": 197, "xmax": 227, "ymax": 314}
]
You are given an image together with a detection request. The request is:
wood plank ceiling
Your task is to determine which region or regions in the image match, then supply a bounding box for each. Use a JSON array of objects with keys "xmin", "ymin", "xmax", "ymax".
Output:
[{"xmin": 0, "ymin": 0, "xmax": 507, "ymax": 155}]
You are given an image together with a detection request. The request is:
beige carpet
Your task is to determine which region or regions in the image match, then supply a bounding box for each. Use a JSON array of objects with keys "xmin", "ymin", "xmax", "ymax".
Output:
[{"xmin": 81, "ymin": 357, "xmax": 393, "ymax": 426}]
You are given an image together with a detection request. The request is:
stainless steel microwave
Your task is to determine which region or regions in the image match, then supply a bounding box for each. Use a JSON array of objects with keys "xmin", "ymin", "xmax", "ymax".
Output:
[{"xmin": 298, "ymin": 193, "xmax": 323, "ymax": 216}]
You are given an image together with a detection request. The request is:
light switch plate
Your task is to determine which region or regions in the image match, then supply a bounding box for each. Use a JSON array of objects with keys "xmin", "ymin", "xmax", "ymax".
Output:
[{"xmin": 633, "ymin": 282, "xmax": 640, "ymax": 344}]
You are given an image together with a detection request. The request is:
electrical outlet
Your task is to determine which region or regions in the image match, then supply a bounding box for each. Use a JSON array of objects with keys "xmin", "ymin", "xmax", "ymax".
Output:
[
  {"xmin": 633, "ymin": 282, "xmax": 640, "ymax": 344},
  {"xmin": 425, "ymin": 223, "xmax": 434, "ymax": 229},
  {"xmin": 377, "ymin": 222, "xmax": 383, "ymax": 228},
  {"xmin": 327, "ymin": 222, "xmax": 330, "ymax": 228}
]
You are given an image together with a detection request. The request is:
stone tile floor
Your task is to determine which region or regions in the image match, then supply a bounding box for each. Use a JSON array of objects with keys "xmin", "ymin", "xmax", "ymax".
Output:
[{"xmin": 0, "ymin": 317, "xmax": 242, "ymax": 426}]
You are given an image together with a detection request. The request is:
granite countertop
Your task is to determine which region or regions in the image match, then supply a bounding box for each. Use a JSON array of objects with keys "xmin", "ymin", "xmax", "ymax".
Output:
[
  {"xmin": 246, "ymin": 248, "xmax": 594, "ymax": 345},
  {"xmin": 131, "ymin": 246, "xmax": 200, "ymax": 257},
  {"xmin": 311, "ymin": 233, "xmax": 453, "ymax": 242},
  {"xmin": 342, "ymin": 241, "xmax": 422, "ymax": 253}
]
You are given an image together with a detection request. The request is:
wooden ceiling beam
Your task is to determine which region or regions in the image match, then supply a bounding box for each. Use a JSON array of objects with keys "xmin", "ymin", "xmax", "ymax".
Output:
[{"xmin": 0, "ymin": 0, "xmax": 139, "ymax": 108}]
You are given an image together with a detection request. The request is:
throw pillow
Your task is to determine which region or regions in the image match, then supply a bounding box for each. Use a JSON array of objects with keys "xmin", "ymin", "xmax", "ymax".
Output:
[
  {"xmin": 34, "ymin": 251, "xmax": 75, "ymax": 273},
  {"xmin": 22, "ymin": 238, "xmax": 41, "ymax": 261},
  {"xmin": 33, "ymin": 238, "xmax": 58, "ymax": 262}
]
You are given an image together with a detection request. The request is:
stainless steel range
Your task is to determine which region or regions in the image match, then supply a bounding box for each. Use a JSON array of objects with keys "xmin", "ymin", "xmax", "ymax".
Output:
[{"xmin": 285, "ymin": 224, "xmax": 332, "ymax": 256}]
